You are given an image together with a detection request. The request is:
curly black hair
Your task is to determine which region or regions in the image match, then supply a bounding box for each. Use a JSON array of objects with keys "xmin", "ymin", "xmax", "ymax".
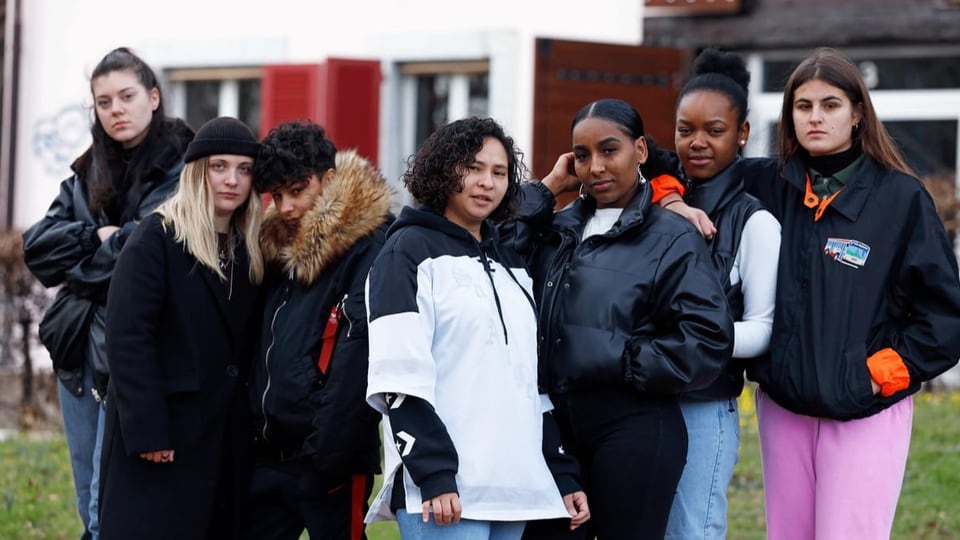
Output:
[
  {"xmin": 404, "ymin": 117, "xmax": 525, "ymax": 222},
  {"xmin": 254, "ymin": 119, "xmax": 337, "ymax": 193}
]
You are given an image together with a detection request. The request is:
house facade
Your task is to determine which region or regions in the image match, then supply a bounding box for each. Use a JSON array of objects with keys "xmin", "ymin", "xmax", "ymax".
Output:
[{"xmin": 2, "ymin": 0, "xmax": 647, "ymax": 228}]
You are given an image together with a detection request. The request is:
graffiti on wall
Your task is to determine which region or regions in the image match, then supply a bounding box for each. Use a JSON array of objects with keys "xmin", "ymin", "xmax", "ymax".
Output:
[{"xmin": 33, "ymin": 104, "xmax": 91, "ymax": 175}]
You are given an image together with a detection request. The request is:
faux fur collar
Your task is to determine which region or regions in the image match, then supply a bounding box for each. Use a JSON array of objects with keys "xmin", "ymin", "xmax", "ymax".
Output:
[{"xmin": 260, "ymin": 150, "xmax": 392, "ymax": 284}]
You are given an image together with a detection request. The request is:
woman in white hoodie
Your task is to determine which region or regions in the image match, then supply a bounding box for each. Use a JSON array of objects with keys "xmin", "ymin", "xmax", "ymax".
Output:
[{"xmin": 365, "ymin": 117, "xmax": 589, "ymax": 540}]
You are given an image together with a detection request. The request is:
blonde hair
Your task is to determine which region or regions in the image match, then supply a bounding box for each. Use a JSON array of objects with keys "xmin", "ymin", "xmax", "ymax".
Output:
[{"xmin": 156, "ymin": 157, "xmax": 264, "ymax": 283}]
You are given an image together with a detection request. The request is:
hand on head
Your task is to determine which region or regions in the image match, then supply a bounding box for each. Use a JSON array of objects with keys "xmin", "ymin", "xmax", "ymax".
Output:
[{"xmin": 542, "ymin": 152, "xmax": 581, "ymax": 196}]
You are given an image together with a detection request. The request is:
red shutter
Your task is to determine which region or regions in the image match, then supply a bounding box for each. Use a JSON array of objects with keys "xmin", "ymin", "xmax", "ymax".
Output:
[
  {"xmin": 321, "ymin": 58, "xmax": 382, "ymax": 166},
  {"xmin": 259, "ymin": 59, "xmax": 382, "ymax": 166},
  {"xmin": 259, "ymin": 64, "xmax": 323, "ymax": 138}
]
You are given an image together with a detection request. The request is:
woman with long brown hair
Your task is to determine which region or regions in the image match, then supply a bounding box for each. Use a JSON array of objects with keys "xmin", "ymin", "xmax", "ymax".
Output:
[
  {"xmin": 658, "ymin": 47, "xmax": 960, "ymax": 539},
  {"xmin": 22, "ymin": 47, "xmax": 193, "ymax": 539}
]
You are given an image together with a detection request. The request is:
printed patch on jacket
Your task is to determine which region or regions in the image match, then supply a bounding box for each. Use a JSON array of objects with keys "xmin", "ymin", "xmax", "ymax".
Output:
[{"xmin": 823, "ymin": 238, "xmax": 870, "ymax": 268}]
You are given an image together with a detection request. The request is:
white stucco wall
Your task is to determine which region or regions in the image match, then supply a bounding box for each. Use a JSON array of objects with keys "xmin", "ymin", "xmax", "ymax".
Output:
[{"xmin": 13, "ymin": 0, "xmax": 642, "ymax": 228}]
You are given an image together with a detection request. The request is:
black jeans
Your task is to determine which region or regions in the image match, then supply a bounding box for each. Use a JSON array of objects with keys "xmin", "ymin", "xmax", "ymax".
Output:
[
  {"xmin": 242, "ymin": 458, "xmax": 373, "ymax": 540},
  {"xmin": 524, "ymin": 388, "xmax": 687, "ymax": 540}
]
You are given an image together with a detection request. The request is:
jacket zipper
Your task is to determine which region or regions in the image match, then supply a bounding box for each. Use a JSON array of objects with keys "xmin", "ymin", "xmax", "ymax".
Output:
[
  {"xmin": 338, "ymin": 294, "xmax": 351, "ymax": 338},
  {"xmin": 259, "ymin": 270, "xmax": 293, "ymax": 440}
]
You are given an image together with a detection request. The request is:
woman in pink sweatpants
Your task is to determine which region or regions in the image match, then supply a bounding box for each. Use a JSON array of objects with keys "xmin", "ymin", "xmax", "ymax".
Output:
[
  {"xmin": 657, "ymin": 46, "xmax": 960, "ymax": 540},
  {"xmin": 745, "ymin": 48, "xmax": 960, "ymax": 540}
]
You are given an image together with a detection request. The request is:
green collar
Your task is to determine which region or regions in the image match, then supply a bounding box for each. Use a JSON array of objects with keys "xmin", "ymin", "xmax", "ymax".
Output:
[{"xmin": 810, "ymin": 154, "xmax": 866, "ymax": 199}]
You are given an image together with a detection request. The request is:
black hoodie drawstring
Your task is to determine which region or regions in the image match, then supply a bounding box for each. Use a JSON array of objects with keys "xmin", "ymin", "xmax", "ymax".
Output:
[
  {"xmin": 477, "ymin": 247, "xmax": 510, "ymax": 345},
  {"xmin": 477, "ymin": 241, "xmax": 539, "ymax": 347},
  {"xmin": 489, "ymin": 242, "xmax": 537, "ymax": 315}
]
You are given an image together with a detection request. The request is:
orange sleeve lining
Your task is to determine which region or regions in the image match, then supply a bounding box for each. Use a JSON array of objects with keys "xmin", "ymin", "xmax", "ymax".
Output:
[
  {"xmin": 650, "ymin": 174, "xmax": 684, "ymax": 204},
  {"xmin": 866, "ymin": 348, "xmax": 911, "ymax": 397}
]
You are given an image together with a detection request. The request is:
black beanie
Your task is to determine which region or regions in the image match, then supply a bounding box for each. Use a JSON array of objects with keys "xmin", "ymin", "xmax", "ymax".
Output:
[{"xmin": 184, "ymin": 117, "xmax": 260, "ymax": 163}]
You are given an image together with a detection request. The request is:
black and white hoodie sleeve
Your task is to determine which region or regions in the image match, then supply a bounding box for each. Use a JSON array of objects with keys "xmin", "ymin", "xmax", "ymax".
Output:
[
  {"xmin": 383, "ymin": 392, "xmax": 459, "ymax": 499},
  {"xmin": 366, "ymin": 232, "xmax": 459, "ymax": 499}
]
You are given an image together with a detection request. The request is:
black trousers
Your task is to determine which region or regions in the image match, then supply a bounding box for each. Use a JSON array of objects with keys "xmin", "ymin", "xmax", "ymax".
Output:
[
  {"xmin": 242, "ymin": 458, "xmax": 373, "ymax": 540},
  {"xmin": 524, "ymin": 388, "xmax": 687, "ymax": 540}
]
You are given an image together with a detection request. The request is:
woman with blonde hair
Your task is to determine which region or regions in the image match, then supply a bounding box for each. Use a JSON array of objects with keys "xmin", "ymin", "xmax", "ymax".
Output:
[{"xmin": 99, "ymin": 116, "xmax": 263, "ymax": 540}]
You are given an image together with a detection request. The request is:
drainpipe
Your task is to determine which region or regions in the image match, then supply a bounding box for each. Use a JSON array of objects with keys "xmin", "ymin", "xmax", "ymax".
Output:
[{"xmin": 1, "ymin": 0, "xmax": 22, "ymax": 229}]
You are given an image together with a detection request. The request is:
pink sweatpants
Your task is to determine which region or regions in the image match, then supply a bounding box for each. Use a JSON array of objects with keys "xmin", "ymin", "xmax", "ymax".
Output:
[{"xmin": 755, "ymin": 387, "xmax": 913, "ymax": 540}]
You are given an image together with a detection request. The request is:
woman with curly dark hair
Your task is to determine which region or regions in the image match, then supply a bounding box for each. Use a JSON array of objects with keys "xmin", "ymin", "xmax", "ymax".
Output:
[{"xmin": 365, "ymin": 116, "xmax": 589, "ymax": 539}]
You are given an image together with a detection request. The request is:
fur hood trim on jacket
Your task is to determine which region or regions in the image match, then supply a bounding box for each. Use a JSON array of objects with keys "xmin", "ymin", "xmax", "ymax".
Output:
[{"xmin": 260, "ymin": 150, "xmax": 392, "ymax": 284}]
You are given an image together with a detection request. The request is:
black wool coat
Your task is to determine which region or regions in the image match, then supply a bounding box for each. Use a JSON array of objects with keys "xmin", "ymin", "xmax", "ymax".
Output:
[{"xmin": 98, "ymin": 212, "xmax": 259, "ymax": 540}]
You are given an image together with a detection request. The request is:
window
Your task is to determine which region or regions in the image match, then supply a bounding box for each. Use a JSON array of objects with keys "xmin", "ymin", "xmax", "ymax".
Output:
[
  {"xmin": 412, "ymin": 72, "xmax": 490, "ymax": 147},
  {"xmin": 184, "ymin": 81, "xmax": 220, "ymax": 129},
  {"xmin": 386, "ymin": 61, "xmax": 490, "ymax": 202},
  {"xmin": 400, "ymin": 61, "xmax": 489, "ymax": 148},
  {"xmin": 762, "ymin": 55, "xmax": 960, "ymax": 92},
  {"xmin": 886, "ymin": 120, "xmax": 958, "ymax": 179},
  {"xmin": 886, "ymin": 120, "xmax": 960, "ymax": 245},
  {"xmin": 167, "ymin": 67, "xmax": 262, "ymax": 135}
]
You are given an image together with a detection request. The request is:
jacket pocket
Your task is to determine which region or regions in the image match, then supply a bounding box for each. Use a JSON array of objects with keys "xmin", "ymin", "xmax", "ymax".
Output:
[
  {"xmin": 828, "ymin": 344, "xmax": 875, "ymax": 419},
  {"xmin": 38, "ymin": 287, "xmax": 96, "ymax": 371},
  {"xmin": 340, "ymin": 293, "xmax": 369, "ymax": 339}
]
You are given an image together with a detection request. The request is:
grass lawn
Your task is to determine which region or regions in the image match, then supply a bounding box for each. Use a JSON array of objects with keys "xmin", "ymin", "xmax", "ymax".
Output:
[{"xmin": 2, "ymin": 390, "xmax": 958, "ymax": 539}]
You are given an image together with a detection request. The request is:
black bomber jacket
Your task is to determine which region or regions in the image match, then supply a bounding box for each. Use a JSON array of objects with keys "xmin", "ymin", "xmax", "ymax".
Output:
[{"xmin": 744, "ymin": 156, "xmax": 960, "ymax": 420}]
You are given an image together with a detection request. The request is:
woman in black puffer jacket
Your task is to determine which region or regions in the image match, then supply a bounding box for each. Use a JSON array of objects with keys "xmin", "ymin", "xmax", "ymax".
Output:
[{"xmin": 508, "ymin": 98, "xmax": 733, "ymax": 540}]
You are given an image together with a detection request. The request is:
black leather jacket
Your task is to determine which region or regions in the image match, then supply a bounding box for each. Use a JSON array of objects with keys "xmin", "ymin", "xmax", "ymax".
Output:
[
  {"xmin": 23, "ymin": 119, "xmax": 193, "ymax": 396},
  {"xmin": 506, "ymin": 181, "xmax": 733, "ymax": 396},
  {"xmin": 682, "ymin": 158, "xmax": 767, "ymax": 400}
]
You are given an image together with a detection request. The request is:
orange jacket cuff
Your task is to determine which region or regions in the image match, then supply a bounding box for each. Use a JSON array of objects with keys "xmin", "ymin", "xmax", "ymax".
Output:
[
  {"xmin": 650, "ymin": 174, "xmax": 684, "ymax": 204},
  {"xmin": 866, "ymin": 348, "xmax": 910, "ymax": 397}
]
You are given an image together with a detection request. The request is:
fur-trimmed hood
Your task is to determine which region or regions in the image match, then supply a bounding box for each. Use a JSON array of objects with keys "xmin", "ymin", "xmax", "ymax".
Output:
[{"xmin": 260, "ymin": 150, "xmax": 393, "ymax": 284}]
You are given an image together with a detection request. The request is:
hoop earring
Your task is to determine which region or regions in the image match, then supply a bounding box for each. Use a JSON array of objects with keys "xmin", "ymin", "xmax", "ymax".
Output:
[{"xmin": 637, "ymin": 164, "xmax": 647, "ymax": 184}]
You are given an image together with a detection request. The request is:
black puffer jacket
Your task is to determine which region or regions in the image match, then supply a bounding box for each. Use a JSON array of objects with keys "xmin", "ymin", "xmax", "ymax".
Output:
[
  {"xmin": 507, "ymin": 180, "xmax": 733, "ymax": 396},
  {"xmin": 251, "ymin": 150, "xmax": 392, "ymax": 481},
  {"xmin": 23, "ymin": 118, "xmax": 193, "ymax": 396}
]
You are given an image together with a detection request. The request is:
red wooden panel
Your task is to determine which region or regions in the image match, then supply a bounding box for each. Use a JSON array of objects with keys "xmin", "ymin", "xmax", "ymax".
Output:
[
  {"xmin": 321, "ymin": 58, "xmax": 382, "ymax": 166},
  {"xmin": 260, "ymin": 60, "xmax": 381, "ymax": 166},
  {"xmin": 259, "ymin": 64, "xmax": 322, "ymax": 138}
]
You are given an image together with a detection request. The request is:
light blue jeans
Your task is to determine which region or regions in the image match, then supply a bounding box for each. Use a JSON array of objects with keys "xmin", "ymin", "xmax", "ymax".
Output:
[
  {"xmin": 396, "ymin": 510, "xmax": 525, "ymax": 540},
  {"xmin": 57, "ymin": 359, "xmax": 105, "ymax": 540},
  {"xmin": 664, "ymin": 398, "xmax": 740, "ymax": 540}
]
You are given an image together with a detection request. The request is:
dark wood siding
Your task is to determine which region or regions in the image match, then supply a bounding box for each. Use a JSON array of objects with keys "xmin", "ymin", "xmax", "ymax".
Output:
[{"xmin": 532, "ymin": 38, "xmax": 687, "ymax": 205}]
